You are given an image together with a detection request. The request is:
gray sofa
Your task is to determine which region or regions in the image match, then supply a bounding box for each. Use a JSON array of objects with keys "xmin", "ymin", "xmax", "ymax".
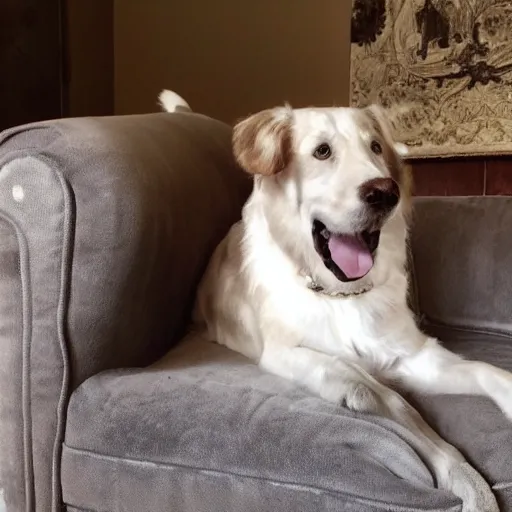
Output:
[{"xmin": 0, "ymin": 112, "xmax": 511, "ymax": 512}]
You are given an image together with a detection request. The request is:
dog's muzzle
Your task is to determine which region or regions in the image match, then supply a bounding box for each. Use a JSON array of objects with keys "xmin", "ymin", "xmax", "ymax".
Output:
[
  {"xmin": 312, "ymin": 222, "xmax": 381, "ymax": 282},
  {"xmin": 312, "ymin": 177, "xmax": 399, "ymax": 283}
]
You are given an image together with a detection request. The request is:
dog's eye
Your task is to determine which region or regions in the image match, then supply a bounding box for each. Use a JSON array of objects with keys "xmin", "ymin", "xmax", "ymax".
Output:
[
  {"xmin": 370, "ymin": 140, "xmax": 383, "ymax": 155},
  {"xmin": 313, "ymin": 143, "xmax": 332, "ymax": 160}
]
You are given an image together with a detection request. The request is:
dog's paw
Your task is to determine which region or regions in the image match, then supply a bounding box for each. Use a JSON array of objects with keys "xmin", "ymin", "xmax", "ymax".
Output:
[
  {"xmin": 342, "ymin": 382, "xmax": 383, "ymax": 413},
  {"xmin": 444, "ymin": 462, "xmax": 499, "ymax": 512},
  {"xmin": 490, "ymin": 369, "xmax": 512, "ymax": 421},
  {"xmin": 500, "ymin": 399, "xmax": 512, "ymax": 422},
  {"xmin": 321, "ymin": 380, "xmax": 383, "ymax": 414}
]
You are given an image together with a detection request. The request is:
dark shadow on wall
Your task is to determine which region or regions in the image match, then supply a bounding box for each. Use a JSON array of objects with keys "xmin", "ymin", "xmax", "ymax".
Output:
[
  {"xmin": 0, "ymin": 0, "xmax": 64, "ymax": 131},
  {"xmin": 0, "ymin": 0, "xmax": 114, "ymax": 132}
]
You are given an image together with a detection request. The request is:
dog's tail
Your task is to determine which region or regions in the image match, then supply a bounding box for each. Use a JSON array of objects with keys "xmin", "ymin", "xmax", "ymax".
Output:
[{"xmin": 158, "ymin": 89, "xmax": 192, "ymax": 113}]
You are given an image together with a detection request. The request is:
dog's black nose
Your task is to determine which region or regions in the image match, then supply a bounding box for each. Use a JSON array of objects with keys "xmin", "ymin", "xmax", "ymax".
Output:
[{"xmin": 360, "ymin": 178, "xmax": 400, "ymax": 211}]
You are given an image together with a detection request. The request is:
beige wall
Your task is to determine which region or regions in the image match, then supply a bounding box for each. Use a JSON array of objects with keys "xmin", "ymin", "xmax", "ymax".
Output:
[{"xmin": 114, "ymin": 1, "xmax": 351, "ymax": 123}]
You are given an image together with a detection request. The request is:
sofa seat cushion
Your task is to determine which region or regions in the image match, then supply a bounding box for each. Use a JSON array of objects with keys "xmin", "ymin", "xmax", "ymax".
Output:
[
  {"xmin": 62, "ymin": 333, "xmax": 512, "ymax": 512},
  {"xmin": 412, "ymin": 324, "xmax": 512, "ymax": 510}
]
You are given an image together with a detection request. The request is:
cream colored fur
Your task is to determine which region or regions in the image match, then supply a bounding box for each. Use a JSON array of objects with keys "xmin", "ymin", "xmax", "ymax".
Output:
[{"xmin": 160, "ymin": 90, "xmax": 512, "ymax": 511}]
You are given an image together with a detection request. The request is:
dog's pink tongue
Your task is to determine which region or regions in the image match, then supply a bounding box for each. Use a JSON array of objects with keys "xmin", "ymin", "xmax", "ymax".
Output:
[{"xmin": 328, "ymin": 234, "xmax": 373, "ymax": 279}]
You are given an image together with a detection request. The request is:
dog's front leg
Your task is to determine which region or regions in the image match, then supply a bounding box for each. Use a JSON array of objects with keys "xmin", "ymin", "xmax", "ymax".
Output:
[
  {"xmin": 259, "ymin": 344, "xmax": 384, "ymax": 413},
  {"xmin": 260, "ymin": 344, "xmax": 498, "ymax": 511},
  {"xmin": 392, "ymin": 336, "xmax": 512, "ymax": 420}
]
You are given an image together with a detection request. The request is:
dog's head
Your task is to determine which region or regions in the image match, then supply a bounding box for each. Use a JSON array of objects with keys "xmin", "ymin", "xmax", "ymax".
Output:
[{"xmin": 233, "ymin": 104, "xmax": 411, "ymax": 293}]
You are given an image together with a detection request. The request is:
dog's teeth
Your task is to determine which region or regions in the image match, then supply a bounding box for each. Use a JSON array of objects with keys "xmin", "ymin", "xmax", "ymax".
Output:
[{"xmin": 321, "ymin": 229, "xmax": 330, "ymax": 239}]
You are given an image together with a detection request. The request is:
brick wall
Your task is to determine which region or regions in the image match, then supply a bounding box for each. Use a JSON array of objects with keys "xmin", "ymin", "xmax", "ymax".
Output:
[{"xmin": 412, "ymin": 158, "xmax": 512, "ymax": 196}]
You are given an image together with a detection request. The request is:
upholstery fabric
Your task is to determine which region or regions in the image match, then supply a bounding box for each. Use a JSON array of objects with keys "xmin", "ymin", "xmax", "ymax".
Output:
[
  {"xmin": 0, "ymin": 113, "xmax": 250, "ymax": 512},
  {"xmin": 62, "ymin": 330, "xmax": 512, "ymax": 512},
  {"xmin": 408, "ymin": 325, "xmax": 512, "ymax": 511},
  {"xmin": 2, "ymin": 111, "xmax": 512, "ymax": 512},
  {"xmin": 63, "ymin": 335, "xmax": 459, "ymax": 512},
  {"xmin": 0, "ymin": 153, "xmax": 74, "ymax": 512},
  {"xmin": 0, "ymin": 221, "xmax": 26, "ymax": 511},
  {"xmin": 410, "ymin": 197, "xmax": 512, "ymax": 336}
]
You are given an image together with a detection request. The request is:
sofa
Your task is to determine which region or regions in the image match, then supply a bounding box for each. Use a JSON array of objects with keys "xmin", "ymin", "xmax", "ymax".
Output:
[{"xmin": 0, "ymin": 111, "xmax": 511, "ymax": 512}]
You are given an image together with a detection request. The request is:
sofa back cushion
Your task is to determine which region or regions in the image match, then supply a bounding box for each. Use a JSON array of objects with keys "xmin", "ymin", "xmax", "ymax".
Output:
[{"xmin": 410, "ymin": 196, "xmax": 512, "ymax": 336}]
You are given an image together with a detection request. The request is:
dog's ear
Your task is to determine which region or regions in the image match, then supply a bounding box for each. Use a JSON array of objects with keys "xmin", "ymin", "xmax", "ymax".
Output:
[
  {"xmin": 233, "ymin": 106, "xmax": 293, "ymax": 176},
  {"xmin": 364, "ymin": 104, "xmax": 409, "ymax": 157}
]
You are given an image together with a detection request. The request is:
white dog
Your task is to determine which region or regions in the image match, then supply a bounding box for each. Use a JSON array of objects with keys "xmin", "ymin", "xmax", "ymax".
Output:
[{"xmin": 160, "ymin": 90, "xmax": 512, "ymax": 511}]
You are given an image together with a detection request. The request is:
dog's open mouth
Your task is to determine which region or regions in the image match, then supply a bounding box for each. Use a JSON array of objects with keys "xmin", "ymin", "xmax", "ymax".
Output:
[{"xmin": 312, "ymin": 220, "xmax": 381, "ymax": 282}]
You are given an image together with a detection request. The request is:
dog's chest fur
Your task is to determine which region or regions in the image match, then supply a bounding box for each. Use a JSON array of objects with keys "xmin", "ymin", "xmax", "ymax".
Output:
[
  {"xmin": 195, "ymin": 215, "xmax": 422, "ymax": 377},
  {"xmin": 253, "ymin": 256, "xmax": 418, "ymax": 373}
]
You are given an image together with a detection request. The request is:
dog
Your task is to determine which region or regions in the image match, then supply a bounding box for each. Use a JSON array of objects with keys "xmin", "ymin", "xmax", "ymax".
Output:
[{"xmin": 159, "ymin": 90, "xmax": 511, "ymax": 511}]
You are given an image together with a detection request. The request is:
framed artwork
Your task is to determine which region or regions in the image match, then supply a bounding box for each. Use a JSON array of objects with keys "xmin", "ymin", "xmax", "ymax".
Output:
[{"xmin": 350, "ymin": 0, "xmax": 512, "ymax": 158}]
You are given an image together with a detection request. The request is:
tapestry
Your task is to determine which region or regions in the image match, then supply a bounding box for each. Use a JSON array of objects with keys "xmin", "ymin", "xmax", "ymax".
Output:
[{"xmin": 350, "ymin": 0, "xmax": 512, "ymax": 158}]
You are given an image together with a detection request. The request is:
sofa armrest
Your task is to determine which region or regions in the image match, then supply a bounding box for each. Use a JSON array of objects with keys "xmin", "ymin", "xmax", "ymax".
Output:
[
  {"xmin": 410, "ymin": 196, "xmax": 512, "ymax": 336},
  {"xmin": 0, "ymin": 112, "xmax": 250, "ymax": 511}
]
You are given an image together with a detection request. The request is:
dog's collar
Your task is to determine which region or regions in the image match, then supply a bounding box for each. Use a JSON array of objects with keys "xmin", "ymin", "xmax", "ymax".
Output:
[{"xmin": 303, "ymin": 275, "xmax": 373, "ymax": 298}]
